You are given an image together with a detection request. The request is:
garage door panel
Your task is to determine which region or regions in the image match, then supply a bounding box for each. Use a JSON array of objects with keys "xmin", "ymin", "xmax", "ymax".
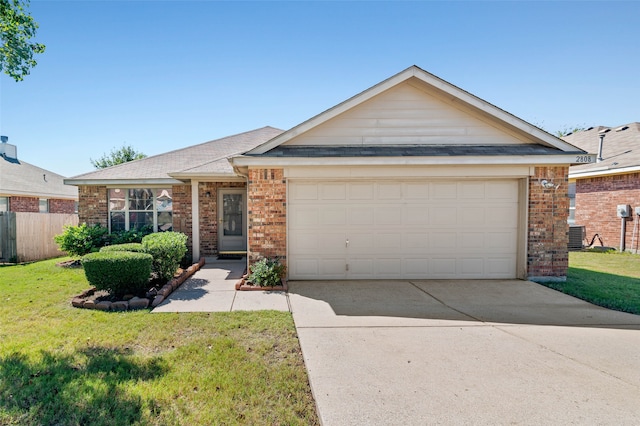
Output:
[
  {"xmin": 288, "ymin": 179, "xmax": 519, "ymax": 280},
  {"xmin": 321, "ymin": 183, "xmax": 346, "ymax": 200},
  {"xmin": 349, "ymin": 207, "xmax": 375, "ymax": 225},
  {"xmin": 460, "ymin": 182, "xmax": 486, "ymax": 199},
  {"xmin": 289, "ymin": 206, "xmax": 319, "ymax": 227},
  {"xmin": 431, "ymin": 258, "xmax": 457, "ymax": 276},
  {"xmin": 375, "ymin": 207, "xmax": 398, "ymax": 225},
  {"xmin": 460, "ymin": 258, "xmax": 484, "ymax": 275},
  {"xmin": 432, "ymin": 206, "xmax": 457, "ymax": 226},
  {"xmin": 405, "ymin": 182, "xmax": 429, "ymax": 199},
  {"xmin": 349, "ymin": 183, "xmax": 374, "ymax": 200},
  {"xmin": 403, "ymin": 258, "xmax": 429, "ymax": 275},
  {"xmin": 406, "ymin": 205, "xmax": 429, "ymax": 225},
  {"xmin": 429, "ymin": 231, "xmax": 457, "ymax": 250}
]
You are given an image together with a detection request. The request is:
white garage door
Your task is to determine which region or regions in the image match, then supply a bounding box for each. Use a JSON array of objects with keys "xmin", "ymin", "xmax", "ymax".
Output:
[{"xmin": 288, "ymin": 180, "xmax": 519, "ymax": 280}]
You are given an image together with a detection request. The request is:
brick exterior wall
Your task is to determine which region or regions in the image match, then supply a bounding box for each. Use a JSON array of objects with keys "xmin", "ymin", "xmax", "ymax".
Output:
[
  {"xmin": 8, "ymin": 196, "xmax": 39, "ymax": 212},
  {"xmin": 49, "ymin": 199, "xmax": 77, "ymax": 214},
  {"xmin": 247, "ymin": 168, "xmax": 287, "ymax": 267},
  {"xmin": 527, "ymin": 166, "xmax": 569, "ymax": 280},
  {"xmin": 78, "ymin": 185, "xmax": 108, "ymax": 227},
  {"xmin": 171, "ymin": 184, "xmax": 193, "ymax": 259},
  {"xmin": 8, "ymin": 196, "xmax": 76, "ymax": 214},
  {"xmin": 575, "ymin": 172, "xmax": 640, "ymax": 251}
]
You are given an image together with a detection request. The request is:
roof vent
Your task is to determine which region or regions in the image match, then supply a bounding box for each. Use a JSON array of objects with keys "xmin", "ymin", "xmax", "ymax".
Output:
[
  {"xmin": 600, "ymin": 128, "xmax": 611, "ymax": 134},
  {"xmin": 585, "ymin": 127, "xmax": 594, "ymax": 131},
  {"xmin": 0, "ymin": 135, "xmax": 7, "ymax": 143},
  {"xmin": 615, "ymin": 126, "xmax": 629, "ymax": 132}
]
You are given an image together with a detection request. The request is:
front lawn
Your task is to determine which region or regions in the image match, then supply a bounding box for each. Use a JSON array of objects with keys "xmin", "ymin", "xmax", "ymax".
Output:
[
  {"xmin": 541, "ymin": 251, "xmax": 640, "ymax": 315},
  {"xmin": 0, "ymin": 258, "xmax": 319, "ymax": 425}
]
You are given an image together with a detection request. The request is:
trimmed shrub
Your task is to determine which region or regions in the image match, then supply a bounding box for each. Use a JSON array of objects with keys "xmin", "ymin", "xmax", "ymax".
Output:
[
  {"xmin": 82, "ymin": 251, "xmax": 153, "ymax": 297},
  {"xmin": 54, "ymin": 223, "xmax": 108, "ymax": 258},
  {"xmin": 247, "ymin": 257, "xmax": 286, "ymax": 287},
  {"xmin": 100, "ymin": 243, "xmax": 145, "ymax": 253},
  {"xmin": 104, "ymin": 226, "xmax": 153, "ymax": 245},
  {"xmin": 141, "ymin": 232, "xmax": 188, "ymax": 283}
]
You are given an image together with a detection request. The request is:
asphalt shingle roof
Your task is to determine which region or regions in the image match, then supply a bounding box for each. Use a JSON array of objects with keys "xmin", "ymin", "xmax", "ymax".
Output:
[
  {"xmin": 68, "ymin": 126, "xmax": 284, "ymax": 181},
  {"xmin": 0, "ymin": 156, "xmax": 77, "ymax": 199},
  {"xmin": 565, "ymin": 122, "xmax": 640, "ymax": 175}
]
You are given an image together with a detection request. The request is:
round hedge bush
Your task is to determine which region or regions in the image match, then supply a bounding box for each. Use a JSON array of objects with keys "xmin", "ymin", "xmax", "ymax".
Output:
[
  {"xmin": 99, "ymin": 243, "xmax": 145, "ymax": 253},
  {"xmin": 82, "ymin": 251, "xmax": 153, "ymax": 297}
]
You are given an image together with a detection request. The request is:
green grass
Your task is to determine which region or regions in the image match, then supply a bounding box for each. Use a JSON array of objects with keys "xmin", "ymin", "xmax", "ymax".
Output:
[
  {"xmin": 542, "ymin": 251, "xmax": 640, "ymax": 315},
  {"xmin": 0, "ymin": 258, "xmax": 319, "ymax": 425}
]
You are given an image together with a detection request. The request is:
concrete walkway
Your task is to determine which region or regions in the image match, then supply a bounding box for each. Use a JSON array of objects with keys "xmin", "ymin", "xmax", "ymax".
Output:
[
  {"xmin": 151, "ymin": 258, "xmax": 289, "ymax": 313},
  {"xmin": 288, "ymin": 280, "xmax": 640, "ymax": 425}
]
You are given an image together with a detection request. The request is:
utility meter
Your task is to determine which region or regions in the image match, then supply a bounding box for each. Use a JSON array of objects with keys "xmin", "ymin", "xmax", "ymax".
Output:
[{"xmin": 617, "ymin": 204, "xmax": 631, "ymax": 218}]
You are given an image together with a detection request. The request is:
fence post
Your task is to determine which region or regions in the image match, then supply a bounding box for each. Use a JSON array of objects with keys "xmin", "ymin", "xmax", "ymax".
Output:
[{"xmin": 0, "ymin": 212, "xmax": 17, "ymax": 262}]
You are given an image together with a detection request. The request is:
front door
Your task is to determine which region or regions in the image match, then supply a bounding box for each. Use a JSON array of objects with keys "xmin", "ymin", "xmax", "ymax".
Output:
[{"xmin": 217, "ymin": 189, "xmax": 247, "ymax": 252}]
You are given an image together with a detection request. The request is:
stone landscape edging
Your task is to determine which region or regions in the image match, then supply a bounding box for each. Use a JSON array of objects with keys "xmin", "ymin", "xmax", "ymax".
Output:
[
  {"xmin": 72, "ymin": 257, "xmax": 206, "ymax": 311},
  {"xmin": 235, "ymin": 276, "xmax": 288, "ymax": 292}
]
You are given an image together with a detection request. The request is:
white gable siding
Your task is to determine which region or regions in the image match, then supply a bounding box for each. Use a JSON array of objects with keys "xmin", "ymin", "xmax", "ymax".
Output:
[{"xmin": 283, "ymin": 81, "xmax": 528, "ymax": 147}]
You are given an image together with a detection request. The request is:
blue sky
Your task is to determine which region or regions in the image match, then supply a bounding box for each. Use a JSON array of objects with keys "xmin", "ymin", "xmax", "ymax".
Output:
[{"xmin": 1, "ymin": 1, "xmax": 638, "ymax": 177}]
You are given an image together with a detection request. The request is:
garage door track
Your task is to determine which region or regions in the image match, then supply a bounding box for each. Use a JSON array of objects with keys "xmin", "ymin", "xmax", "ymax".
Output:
[{"xmin": 288, "ymin": 280, "xmax": 640, "ymax": 425}]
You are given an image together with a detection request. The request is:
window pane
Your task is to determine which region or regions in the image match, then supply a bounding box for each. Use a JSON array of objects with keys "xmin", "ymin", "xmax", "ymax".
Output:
[
  {"xmin": 0, "ymin": 197, "xmax": 8, "ymax": 212},
  {"xmin": 156, "ymin": 189, "xmax": 173, "ymax": 212},
  {"xmin": 39, "ymin": 199, "xmax": 49, "ymax": 213},
  {"xmin": 130, "ymin": 212, "xmax": 153, "ymax": 230},
  {"xmin": 109, "ymin": 189, "xmax": 125, "ymax": 211},
  {"xmin": 129, "ymin": 188, "xmax": 153, "ymax": 211},
  {"xmin": 110, "ymin": 212, "xmax": 126, "ymax": 232},
  {"xmin": 223, "ymin": 194, "xmax": 243, "ymax": 236},
  {"xmin": 158, "ymin": 212, "xmax": 173, "ymax": 232}
]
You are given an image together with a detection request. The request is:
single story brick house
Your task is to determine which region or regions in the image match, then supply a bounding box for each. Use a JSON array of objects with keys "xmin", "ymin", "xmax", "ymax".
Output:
[
  {"xmin": 565, "ymin": 123, "xmax": 640, "ymax": 251},
  {"xmin": 66, "ymin": 66, "xmax": 593, "ymax": 282}
]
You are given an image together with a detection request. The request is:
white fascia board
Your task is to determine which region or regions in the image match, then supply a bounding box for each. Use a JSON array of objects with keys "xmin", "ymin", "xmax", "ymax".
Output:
[
  {"xmin": 63, "ymin": 178, "xmax": 182, "ymax": 186},
  {"xmin": 0, "ymin": 189, "xmax": 77, "ymax": 199},
  {"xmin": 168, "ymin": 172, "xmax": 244, "ymax": 182},
  {"xmin": 231, "ymin": 154, "xmax": 591, "ymax": 167},
  {"xmin": 569, "ymin": 165, "xmax": 640, "ymax": 180}
]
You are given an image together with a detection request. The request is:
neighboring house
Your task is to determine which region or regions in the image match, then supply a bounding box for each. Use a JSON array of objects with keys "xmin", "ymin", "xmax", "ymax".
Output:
[
  {"xmin": 0, "ymin": 137, "xmax": 79, "ymax": 262},
  {"xmin": 0, "ymin": 137, "xmax": 78, "ymax": 213},
  {"xmin": 565, "ymin": 123, "xmax": 640, "ymax": 251},
  {"xmin": 66, "ymin": 66, "xmax": 593, "ymax": 282}
]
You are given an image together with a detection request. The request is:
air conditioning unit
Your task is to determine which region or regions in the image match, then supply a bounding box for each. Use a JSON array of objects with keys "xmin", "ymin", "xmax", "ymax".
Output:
[{"xmin": 568, "ymin": 225, "xmax": 585, "ymax": 251}]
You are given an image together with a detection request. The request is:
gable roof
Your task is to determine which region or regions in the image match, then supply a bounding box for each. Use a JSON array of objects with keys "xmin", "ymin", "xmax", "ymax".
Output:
[
  {"xmin": 65, "ymin": 126, "xmax": 284, "ymax": 185},
  {"xmin": 566, "ymin": 123, "xmax": 640, "ymax": 179},
  {"xmin": 0, "ymin": 157, "xmax": 77, "ymax": 199},
  {"xmin": 246, "ymin": 65, "xmax": 582, "ymax": 156}
]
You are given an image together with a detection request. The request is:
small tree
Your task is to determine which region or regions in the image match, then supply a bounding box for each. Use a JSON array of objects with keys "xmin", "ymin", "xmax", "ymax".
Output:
[
  {"xmin": 0, "ymin": 0, "xmax": 46, "ymax": 81},
  {"xmin": 90, "ymin": 144, "xmax": 147, "ymax": 169}
]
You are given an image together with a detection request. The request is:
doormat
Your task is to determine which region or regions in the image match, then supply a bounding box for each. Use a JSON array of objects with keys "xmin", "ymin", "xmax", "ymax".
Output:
[{"xmin": 218, "ymin": 254, "xmax": 244, "ymax": 260}]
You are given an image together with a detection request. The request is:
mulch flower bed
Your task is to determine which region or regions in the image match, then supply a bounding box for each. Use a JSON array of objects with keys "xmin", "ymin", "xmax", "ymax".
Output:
[
  {"xmin": 235, "ymin": 275, "xmax": 288, "ymax": 291},
  {"xmin": 68, "ymin": 257, "xmax": 206, "ymax": 311}
]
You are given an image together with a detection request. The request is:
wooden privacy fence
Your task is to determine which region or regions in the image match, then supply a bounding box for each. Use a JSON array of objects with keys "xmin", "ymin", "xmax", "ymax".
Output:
[{"xmin": 0, "ymin": 212, "xmax": 78, "ymax": 262}]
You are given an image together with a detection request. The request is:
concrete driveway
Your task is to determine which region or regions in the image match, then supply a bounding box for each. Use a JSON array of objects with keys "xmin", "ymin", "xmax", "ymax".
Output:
[{"xmin": 288, "ymin": 280, "xmax": 640, "ymax": 425}]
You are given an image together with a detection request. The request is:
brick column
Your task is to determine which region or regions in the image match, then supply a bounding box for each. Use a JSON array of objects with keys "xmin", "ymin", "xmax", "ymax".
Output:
[
  {"xmin": 172, "ymin": 184, "xmax": 193, "ymax": 261},
  {"xmin": 78, "ymin": 185, "xmax": 108, "ymax": 227},
  {"xmin": 527, "ymin": 166, "xmax": 569, "ymax": 281},
  {"xmin": 247, "ymin": 168, "xmax": 287, "ymax": 268}
]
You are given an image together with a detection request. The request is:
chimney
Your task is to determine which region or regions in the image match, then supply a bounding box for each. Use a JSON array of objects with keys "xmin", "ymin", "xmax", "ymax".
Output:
[{"xmin": 0, "ymin": 136, "xmax": 18, "ymax": 161}]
